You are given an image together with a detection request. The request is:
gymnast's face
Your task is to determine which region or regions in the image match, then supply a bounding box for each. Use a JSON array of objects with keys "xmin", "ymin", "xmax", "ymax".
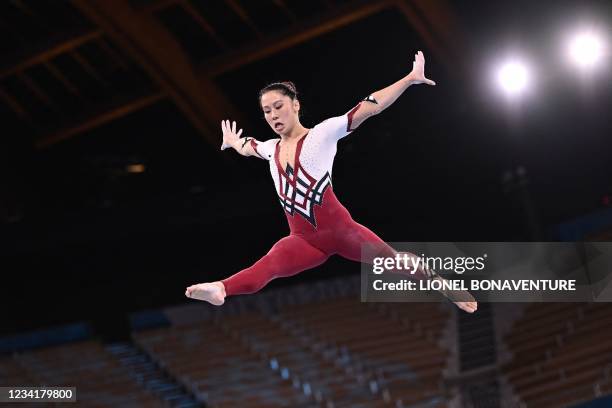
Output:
[{"xmin": 260, "ymin": 91, "xmax": 300, "ymax": 136}]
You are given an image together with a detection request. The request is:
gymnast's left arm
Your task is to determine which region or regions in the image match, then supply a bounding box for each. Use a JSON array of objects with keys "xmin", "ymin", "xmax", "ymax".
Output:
[{"xmin": 347, "ymin": 50, "xmax": 436, "ymax": 131}]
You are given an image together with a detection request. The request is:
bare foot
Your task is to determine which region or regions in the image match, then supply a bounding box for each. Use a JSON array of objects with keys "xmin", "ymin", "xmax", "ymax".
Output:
[
  {"xmin": 185, "ymin": 281, "xmax": 226, "ymax": 306},
  {"xmin": 433, "ymin": 276, "xmax": 478, "ymax": 313},
  {"xmin": 454, "ymin": 300, "xmax": 478, "ymax": 314}
]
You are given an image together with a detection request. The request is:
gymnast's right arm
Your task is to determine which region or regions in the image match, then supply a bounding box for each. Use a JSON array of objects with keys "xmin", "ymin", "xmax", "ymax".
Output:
[{"xmin": 220, "ymin": 119, "xmax": 266, "ymax": 159}]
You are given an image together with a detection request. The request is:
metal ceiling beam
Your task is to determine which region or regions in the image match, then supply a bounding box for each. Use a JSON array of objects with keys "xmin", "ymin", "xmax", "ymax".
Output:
[
  {"xmin": 179, "ymin": 0, "xmax": 227, "ymax": 50},
  {"xmin": 36, "ymin": 91, "xmax": 164, "ymax": 148},
  {"xmin": 17, "ymin": 72, "xmax": 56, "ymax": 109},
  {"xmin": 71, "ymin": 0, "xmax": 243, "ymax": 148},
  {"xmin": 411, "ymin": 0, "xmax": 465, "ymax": 47},
  {"xmin": 224, "ymin": 0, "xmax": 262, "ymax": 39},
  {"xmin": 201, "ymin": 0, "xmax": 395, "ymax": 77},
  {"xmin": 0, "ymin": 86, "xmax": 28, "ymax": 119},
  {"xmin": 272, "ymin": 0, "xmax": 297, "ymax": 23},
  {"xmin": 28, "ymin": 0, "xmax": 457, "ymax": 148},
  {"xmin": 44, "ymin": 61, "xmax": 80, "ymax": 96},
  {"xmin": 0, "ymin": 30, "xmax": 102, "ymax": 80},
  {"xmin": 407, "ymin": 0, "xmax": 467, "ymax": 70},
  {"xmin": 393, "ymin": 0, "xmax": 452, "ymax": 71}
]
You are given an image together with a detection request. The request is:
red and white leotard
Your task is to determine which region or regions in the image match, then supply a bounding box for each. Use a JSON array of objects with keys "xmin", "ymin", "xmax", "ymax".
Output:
[
  {"xmin": 222, "ymin": 113, "xmax": 425, "ymax": 296},
  {"xmin": 253, "ymin": 114, "xmax": 350, "ymax": 229}
]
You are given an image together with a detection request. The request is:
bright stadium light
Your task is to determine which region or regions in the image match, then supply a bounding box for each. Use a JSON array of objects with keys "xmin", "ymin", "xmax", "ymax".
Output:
[
  {"xmin": 568, "ymin": 30, "xmax": 605, "ymax": 68},
  {"xmin": 496, "ymin": 60, "xmax": 530, "ymax": 96}
]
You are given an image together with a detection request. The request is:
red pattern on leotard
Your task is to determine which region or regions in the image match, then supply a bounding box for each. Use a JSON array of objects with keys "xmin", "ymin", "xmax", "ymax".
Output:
[{"xmin": 222, "ymin": 115, "xmax": 428, "ymax": 296}]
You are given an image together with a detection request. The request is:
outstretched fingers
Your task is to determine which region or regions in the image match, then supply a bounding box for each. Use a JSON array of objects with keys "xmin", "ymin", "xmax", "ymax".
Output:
[
  {"xmin": 220, "ymin": 119, "xmax": 244, "ymax": 150},
  {"xmin": 413, "ymin": 51, "xmax": 423, "ymax": 68},
  {"xmin": 221, "ymin": 119, "xmax": 243, "ymax": 137},
  {"xmin": 413, "ymin": 50, "xmax": 436, "ymax": 86},
  {"xmin": 220, "ymin": 120, "xmax": 228, "ymax": 150}
]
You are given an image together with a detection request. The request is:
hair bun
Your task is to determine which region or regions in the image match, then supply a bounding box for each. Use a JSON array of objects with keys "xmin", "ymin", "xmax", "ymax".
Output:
[{"xmin": 281, "ymin": 81, "xmax": 297, "ymax": 94}]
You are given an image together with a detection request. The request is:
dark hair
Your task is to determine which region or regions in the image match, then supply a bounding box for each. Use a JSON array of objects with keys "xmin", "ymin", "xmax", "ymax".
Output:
[
  {"xmin": 258, "ymin": 81, "xmax": 298, "ymax": 105},
  {"xmin": 258, "ymin": 81, "xmax": 304, "ymax": 119}
]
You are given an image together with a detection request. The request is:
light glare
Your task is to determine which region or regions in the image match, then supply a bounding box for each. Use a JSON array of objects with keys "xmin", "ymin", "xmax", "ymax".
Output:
[
  {"xmin": 568, "ymin": 32, "xmax": 604, "ymax": 68},
  {"xmin": 497, "ymin": 61, "xmax": 529, "ymax": 95}
]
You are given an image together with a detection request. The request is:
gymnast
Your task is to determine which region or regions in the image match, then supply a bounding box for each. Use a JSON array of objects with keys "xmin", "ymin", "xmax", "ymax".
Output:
[{"xmin": 186, "ymin": 51, "xmax": 477, "ymax": 313}]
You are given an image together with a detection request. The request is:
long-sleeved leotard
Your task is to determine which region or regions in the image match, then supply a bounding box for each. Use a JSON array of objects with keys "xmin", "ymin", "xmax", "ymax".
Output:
[{"xmin": 222, "ymin": 112, "xmax": 428, "ymax": 296}]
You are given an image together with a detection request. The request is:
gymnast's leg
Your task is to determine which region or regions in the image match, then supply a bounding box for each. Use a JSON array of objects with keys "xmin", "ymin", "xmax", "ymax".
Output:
[
  {"xmin": 333, "ymin": 221, "xmax": 422, "ymax": 274},
  {"xmin": 335, "ymin": 221, "xmax": 478, "ymax": 313},
  {"xmin": 185, "ymin": 235, "xmax": 329, "ymax": 305}
]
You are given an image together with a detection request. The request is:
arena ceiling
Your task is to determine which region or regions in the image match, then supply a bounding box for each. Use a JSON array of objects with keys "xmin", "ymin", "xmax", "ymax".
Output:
[{"xmin": 0, "ymin": 0, "xmax": 463, "ymax": 149}]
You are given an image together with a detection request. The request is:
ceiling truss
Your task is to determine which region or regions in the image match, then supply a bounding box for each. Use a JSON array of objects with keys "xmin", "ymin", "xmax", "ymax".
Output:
[{"xmin": 0, "ymin": 0, "xmax": 463, "ymax": 149}]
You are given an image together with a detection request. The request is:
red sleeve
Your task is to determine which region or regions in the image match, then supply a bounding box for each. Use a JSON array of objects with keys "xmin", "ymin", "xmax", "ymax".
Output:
[
  {"xmin": 250, "ymin": 139, "xmax": 267, "ymax": 159},
  {"xmin": 346, "ymin": 102, "xmax": 363, "ymax": 132}
]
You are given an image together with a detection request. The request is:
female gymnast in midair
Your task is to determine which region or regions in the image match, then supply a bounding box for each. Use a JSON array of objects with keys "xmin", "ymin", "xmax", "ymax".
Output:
[{"xmin": 186, "ymin": 51, "xmax": 477, "ymax": 313}]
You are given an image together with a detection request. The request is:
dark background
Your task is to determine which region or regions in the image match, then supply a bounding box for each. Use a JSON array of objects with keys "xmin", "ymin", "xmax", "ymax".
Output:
[{"xmin": 1, "ymin": 0, "xmax": 611, "ymax": 340}]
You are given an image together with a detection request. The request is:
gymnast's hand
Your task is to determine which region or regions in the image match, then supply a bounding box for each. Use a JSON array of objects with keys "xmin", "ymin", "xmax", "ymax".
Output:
[
  {"xmin": 220, "ymin": 119, "xmax": 243, "ymax": 151},
  {"xmin": 408, "ymin": 51, "xmax": 436, "ymax": 86}
]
